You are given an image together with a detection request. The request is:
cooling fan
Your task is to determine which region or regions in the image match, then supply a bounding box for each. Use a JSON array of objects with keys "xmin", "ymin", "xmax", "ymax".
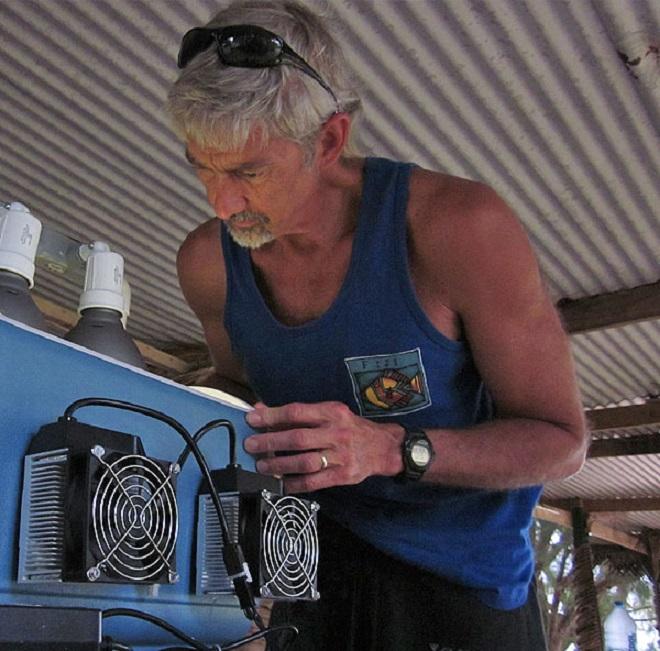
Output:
[
  {"xmin": 85, "ymin": 445, "xmax": 178, "ymax": 582},
  {"xmin": 197, "ymin": 467, "xmax": 320, "ymax": 601},
  {"xmin": 18, "ymin": 416, "xmax": 179, "ymax": 585},
  {"xmin": 259, "ymin": 491, "xmax": 319, "ymax": 599}
]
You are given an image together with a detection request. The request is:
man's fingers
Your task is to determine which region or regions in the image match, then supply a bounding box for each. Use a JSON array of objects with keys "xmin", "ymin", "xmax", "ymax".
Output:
[
  {"xmin": 284, "ymin": 468, "xmax": 343, "ymax": 494},
  {"xmin": 256, "ymin": 450, "xmax": 332, "ymax": 476},
  {"xmin": 244, "ymin": 428, "xmax": 319, "ymax": 455},
  {"xmin": 246, "ymin": 401, "xmax": 347, "ymax": 429}
]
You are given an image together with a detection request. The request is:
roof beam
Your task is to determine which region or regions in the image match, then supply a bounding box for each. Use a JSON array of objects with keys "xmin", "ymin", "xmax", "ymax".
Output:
[
  {"xmin": 586, "ymin": 402, "xmax": 660, "ymax": 431},
  {"xmin": 543, "ymin": 497, "xmax": 660, "ymax": 512},
  {"xmin": 558, "ymin": 280, "xmax": 660, "ymax": 334},
  {"xmin": 534, "ymin": 505, "xmax": 647, "ymax": 554},
  {"xmin": 588, "ymin": 432, "xmax": 660, "ymax": 458}
]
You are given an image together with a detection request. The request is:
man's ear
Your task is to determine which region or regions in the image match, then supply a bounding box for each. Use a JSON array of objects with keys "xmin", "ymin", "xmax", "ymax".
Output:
[{"xmin": 316, "ymin": 112, "xmax": 352, "ymax": 167}]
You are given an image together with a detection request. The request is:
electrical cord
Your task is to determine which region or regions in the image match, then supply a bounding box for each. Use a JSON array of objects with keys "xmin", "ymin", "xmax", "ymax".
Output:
[
  {"xmin": 102, "ymin": 608, "xmax": 212, "ymax": 651},
  {"xmin": 64, "ymin": 398, "xmax": 262, "ymax": 625},
  {"xmin": 158, "ymin": 623, "xmax": 298, "ymax": 651},
  {"xmin": 102, "ymin": 611, "xmax": 297, "ymax": 651},
  {"xmin": 222, "ymin": 624, "xmax": 299, "ymax": 650},
  {"xmin": 177, "ymin": 418, "xmax": 237, "ymax": 469},
  {"xmin": 101, "ymin": 637, "xmax": 133, "ymax": 651}
]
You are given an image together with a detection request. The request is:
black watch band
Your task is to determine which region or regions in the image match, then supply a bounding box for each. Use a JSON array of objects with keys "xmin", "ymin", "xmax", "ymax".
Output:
[{"xmin": 400, "ymin": 426, "xmax": 434, "ymax": 481}]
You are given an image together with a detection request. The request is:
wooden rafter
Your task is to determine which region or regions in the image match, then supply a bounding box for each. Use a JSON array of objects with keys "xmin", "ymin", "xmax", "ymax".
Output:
[
  {"xmin": 543, "ymin": 497, "xmax": 660, "ymax": 512},
  {"xmin": 586, "ymin": 402, "xmax": 660, "ymax": 431},
  {"xmin": 558, "ymin": 280, "xmax": 660, "ymax": 334},
  {"xmin": 588, "ymin": 432, "xmax": 660, "ymax": 458},
  {"xmin": 534, "ymin": 505, "xmax": 648, "ymax": 555}
]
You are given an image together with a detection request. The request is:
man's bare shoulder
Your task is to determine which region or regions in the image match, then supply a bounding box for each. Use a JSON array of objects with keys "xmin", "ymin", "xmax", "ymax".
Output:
[
  {"xmin": 177, "ymin": 218, "xmax": 226, "ymax": 318},
  {"xmin": 409, "ymin": 167, "xmax": 515, "ymax": 238},
  {"xmin": 178, "ymin": 218, "xmax": 222, "ymax": 265},
  {"xmin": 407, "ymin": 168, "xmax": 537, "ymax": 308}
]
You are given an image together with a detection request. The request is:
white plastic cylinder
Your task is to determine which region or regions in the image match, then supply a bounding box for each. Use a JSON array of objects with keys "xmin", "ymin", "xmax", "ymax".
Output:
[
  {"xmin": 604, "ymin": 601, "xmax": 637, "ymax": 651},
  {"xmin": 0, "ymin": 202, "xmax": 42, "ymax": 286},
  {"xmin": 79, "ymin": 246, "xmax": 125, "ymax": 315}
]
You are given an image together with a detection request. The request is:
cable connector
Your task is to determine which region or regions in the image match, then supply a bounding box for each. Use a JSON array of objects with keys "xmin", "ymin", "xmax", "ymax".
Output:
[
  {"xmin": 223, "ymin": 542, "xmax": 253, "ymax": 583},
  {"xmin": 223, "ymin": 542, "xmax": 262, "ymax": 622}
]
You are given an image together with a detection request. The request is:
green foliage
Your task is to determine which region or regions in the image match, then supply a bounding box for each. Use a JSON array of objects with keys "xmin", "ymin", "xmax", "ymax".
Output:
[
  {"xmin": 532, "ymin": 519, "xmax": 659, "ymax": 651},
  {"xmin": 533, "ymin": 519, "xmax": 577, "ymax": 650}
]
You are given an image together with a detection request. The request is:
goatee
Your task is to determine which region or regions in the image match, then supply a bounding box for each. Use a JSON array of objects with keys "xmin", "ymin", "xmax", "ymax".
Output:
[{"xmin": 226, "ymin": 211, "xmax": 275, "ymax": 249}]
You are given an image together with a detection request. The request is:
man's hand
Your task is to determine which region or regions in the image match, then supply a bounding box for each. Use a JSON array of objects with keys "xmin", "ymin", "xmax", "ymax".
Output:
[{"xmin": 244, "ymin": 401, "xmax": 404, "ymax": 493}]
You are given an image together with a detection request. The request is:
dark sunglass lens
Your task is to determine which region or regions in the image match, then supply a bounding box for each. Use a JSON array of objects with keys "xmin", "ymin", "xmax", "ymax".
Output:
[
  {"xmin": 218, "ymin": 26, "xmax": 283, "ymax": 68},
  {"xmin": 178, "ymin": 29, "xmax": 216, "ymax": 68}
]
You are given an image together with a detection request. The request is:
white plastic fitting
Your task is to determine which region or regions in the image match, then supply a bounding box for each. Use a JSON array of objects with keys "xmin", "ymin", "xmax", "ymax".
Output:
[
  {"xmin": 78, "ymin": 242, "xmax": 126, "ymax": 316},
  {"xmin": 0, "ymin": 202, "xmax": 43, "ymax": 287}
]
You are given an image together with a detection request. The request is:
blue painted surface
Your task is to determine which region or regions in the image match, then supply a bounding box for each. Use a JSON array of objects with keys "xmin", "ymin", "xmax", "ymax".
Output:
[{"xmin": 0, "ymin": 316, "xmax": 257, "ymax": 649}]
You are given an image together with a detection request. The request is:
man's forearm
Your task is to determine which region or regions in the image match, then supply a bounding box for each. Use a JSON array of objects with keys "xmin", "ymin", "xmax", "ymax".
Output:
[
  {"xmin": 243, "ymin": 402, "xmax": 588, "ymax": 494},
  {"xmin": 413, "ymin": 417, "xmax": 588, "ymax": 490}
]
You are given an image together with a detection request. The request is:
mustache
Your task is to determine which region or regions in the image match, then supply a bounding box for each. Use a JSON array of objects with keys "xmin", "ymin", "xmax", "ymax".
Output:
[{"xmin": 228, "ymin": 211, "xmax": 270, "ymax": 226}]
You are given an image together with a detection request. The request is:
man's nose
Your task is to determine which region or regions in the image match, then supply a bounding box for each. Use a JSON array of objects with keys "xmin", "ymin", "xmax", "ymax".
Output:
[{"xmin": 209, "ymin": 179, "xmax": 247, "ymax": 220}]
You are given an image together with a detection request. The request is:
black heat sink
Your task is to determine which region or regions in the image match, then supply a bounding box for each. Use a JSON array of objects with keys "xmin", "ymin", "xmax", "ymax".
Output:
[{"xmin": 19, "ymin": 418, "xmax": 178, "ymax": 585}]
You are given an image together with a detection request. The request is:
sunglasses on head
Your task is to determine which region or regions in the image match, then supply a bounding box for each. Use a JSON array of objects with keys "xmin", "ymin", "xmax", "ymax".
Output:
[{"xmin": 177, "ymin": 24, "xmax": 340, "ymax": 110}]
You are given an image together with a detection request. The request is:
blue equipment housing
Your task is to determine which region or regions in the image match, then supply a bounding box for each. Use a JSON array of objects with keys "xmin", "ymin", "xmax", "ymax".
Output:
[{"xmin": 0, "ymin": 315, "xmax": 259, "ymax": 650}]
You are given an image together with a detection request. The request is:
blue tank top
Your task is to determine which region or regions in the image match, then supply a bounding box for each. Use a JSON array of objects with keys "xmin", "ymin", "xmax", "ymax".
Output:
[{"xmin": 221, "ymin": 157, "xmax": 541, "ymax": 610}]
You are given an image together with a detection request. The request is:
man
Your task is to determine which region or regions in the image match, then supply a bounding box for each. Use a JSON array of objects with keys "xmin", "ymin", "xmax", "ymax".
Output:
[{"xmin": 168, "ymin": 1, "xmax": 588, "ymax": 649}]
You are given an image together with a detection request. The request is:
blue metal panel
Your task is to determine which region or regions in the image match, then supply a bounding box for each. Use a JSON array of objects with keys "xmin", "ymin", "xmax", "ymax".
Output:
[{"xmin": 0, "ymin": 316, "xmax": 257, "ymax": 649}]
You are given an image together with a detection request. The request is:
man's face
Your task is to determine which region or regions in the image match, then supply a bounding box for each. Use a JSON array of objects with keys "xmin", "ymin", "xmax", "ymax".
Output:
[{"xmin": 186, "ymin": 133, "xmax": 316, "ymax": 249}]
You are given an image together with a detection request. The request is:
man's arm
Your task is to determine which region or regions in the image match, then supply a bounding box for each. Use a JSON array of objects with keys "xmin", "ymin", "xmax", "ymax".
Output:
[
  {"xmin": 177, "ymin": 219, "xmax": 256, "ymax": 404},
  {"xmin": 244, "ymin": 178, "xmax": 588, "ymax": 492},
  {"xmin": 408, "ymin": 178, "xmax": 587, "ymax": 488}
]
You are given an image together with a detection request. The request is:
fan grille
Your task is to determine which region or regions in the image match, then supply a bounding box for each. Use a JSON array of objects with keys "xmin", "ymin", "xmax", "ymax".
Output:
[
  {"xmin": 91, "ymin": 452, "xmax": 178, "ymax": 582},
  {"xmin": 261, "ymin": 492, "xmax": 319, "ymax": 599}
]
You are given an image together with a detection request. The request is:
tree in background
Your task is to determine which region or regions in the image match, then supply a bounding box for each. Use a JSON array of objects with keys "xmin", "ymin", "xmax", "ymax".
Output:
[{"xmin": 533, "ymin": 519, "xmax": 659, "ymax": 651}]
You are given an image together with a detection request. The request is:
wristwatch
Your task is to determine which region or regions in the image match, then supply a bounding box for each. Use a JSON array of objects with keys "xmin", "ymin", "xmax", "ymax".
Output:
[{"xmin": 400, "ymin": 426, "xmax": 434, "ymax": 480}]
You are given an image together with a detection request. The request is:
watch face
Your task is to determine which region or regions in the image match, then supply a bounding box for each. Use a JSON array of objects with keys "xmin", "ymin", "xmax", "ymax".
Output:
[{"xmin": 410, "ymin": 441, "xmax": 431, "ymax": 466}]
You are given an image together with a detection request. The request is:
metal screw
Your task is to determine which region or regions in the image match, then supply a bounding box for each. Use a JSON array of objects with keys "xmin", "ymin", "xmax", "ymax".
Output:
[
  {"xmin": 87, "ymin": 566, "xmax": 101, "ymax": 582},
  {"xmin": 260, "ymin": 586, "xmax": 272, "ymax": 597},
  {"xmin": 91, "ymin": 445, "xmax": 106, "ymax": 460},
  {"xmin": 170, "ymin": 463, "xmax": 181, "ymax": 475},
  {"xmin": 168, "ymin": 571, "xmax": 179, "ymax": 584},
  {"xmin": 311, "ymin": 502, "xmax": 320, "ymax": 512}
]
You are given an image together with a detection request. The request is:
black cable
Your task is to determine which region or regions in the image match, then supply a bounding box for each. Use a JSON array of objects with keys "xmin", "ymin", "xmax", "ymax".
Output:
[
  {"xmin": 101, "ymin": 636, "xmax": 133, "ymax": 651},
  {"xmin": 102, "ymin": 608, "xmax": 212, "ymax": 651},
  {"xmin": 177, "ymin": 418, "xmax": 237, "ymax": 469},
  {"xmin": 158, "ymin": 624, "xmax": 298, "ymax": 651},
  {"xmin": 64, "ymin": 398, "xmax": 262, "ymax": 624},
  {"xmin": 222, "ymin": 624, "xmax": 299, "ymax": 650}
]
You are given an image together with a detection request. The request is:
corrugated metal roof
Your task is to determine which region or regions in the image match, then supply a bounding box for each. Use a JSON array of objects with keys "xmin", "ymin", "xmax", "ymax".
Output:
[
  {"xmin": 0, "ymin": 0, "xmax": 658, "ymax": 535},
  {"xmin": 544, "ymin": 453, "xmax": 660, "ymax": 533},
  {"xmin": 573, "ymin": 323, "xmax": 660, "ymax": 408}
]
